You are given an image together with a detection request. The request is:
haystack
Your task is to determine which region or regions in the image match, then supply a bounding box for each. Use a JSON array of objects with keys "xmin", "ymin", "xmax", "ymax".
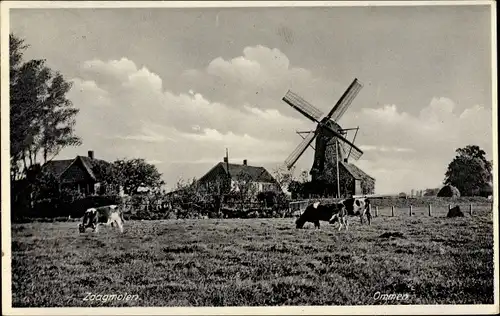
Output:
[
  {"xmin": 437, "ymin": 185, "xmax": 460, "ymax": 198},
  {"xmin": 447, "ymin": 205, "xmax": 464, "ymax": 218}
]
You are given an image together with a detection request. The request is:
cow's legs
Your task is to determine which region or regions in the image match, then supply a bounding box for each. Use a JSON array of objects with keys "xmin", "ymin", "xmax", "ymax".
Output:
[
  {"xmin": 366, "ymin": 209, "xmax": 372, "ymax": 225},
  {"xmin": 314, "ymin": 220, "xmax": 320, "ymax": 229},
  {"xmin": 338, "ymin": 216, "xmax": 346, "ymax": 231},
  {"xmin": 93, "ymin": 223, "xmax": 99, "ymax": 233}
]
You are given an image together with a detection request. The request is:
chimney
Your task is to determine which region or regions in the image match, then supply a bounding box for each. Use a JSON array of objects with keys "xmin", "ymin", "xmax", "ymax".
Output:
[
  {"xmin": 88, "ymin": 150, "xmax": 94, "ymax": 159},
  {"xmin": 243, "ymin": 159, "xmax": 247, "ymax": 166}
]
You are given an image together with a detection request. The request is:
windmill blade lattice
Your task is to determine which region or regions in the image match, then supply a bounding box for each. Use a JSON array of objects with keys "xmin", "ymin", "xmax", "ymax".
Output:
[
  {"xmin": 282, "ymin": 90, "xmax": 324, "ymax": 123},
  {"xmin": 326, "ymin": 78, "xmax": 363, "ymax": 122},
  {"xmin": 285, "ymin": 131, "xmax": 317, "ymax": 169}
]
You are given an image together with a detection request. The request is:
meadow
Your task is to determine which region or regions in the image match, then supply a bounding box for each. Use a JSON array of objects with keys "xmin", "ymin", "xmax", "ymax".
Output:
[{"xmin": 11, "ymin": 204, "xmax": 494, "ymax": 307}]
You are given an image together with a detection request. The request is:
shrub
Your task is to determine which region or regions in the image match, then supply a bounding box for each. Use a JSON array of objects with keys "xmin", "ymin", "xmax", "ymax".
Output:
[{"xmin": 437, "ymin": 185, "xmax": 461, "ymax": 198}]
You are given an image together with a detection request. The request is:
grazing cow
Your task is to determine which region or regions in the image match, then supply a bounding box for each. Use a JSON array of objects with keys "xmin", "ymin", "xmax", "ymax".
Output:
[
  {"xmin": 295, "ymin": 197, "xmax": 372, "ymax": 230},
  {"xmin": 341, "ymin": 197, "xmax": 372, "ymax": 225},
  {"xmin": 295, "ymin": 201, "xmax": 348, "ymax": 230},
  {"xmin": 78, "ymin": 205, "xmax": 125, "ymax": 233}
]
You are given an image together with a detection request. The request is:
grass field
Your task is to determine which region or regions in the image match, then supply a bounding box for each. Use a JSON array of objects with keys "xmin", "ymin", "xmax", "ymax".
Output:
[{"xmin": 11, "ymin": 205, "xmax": 494, "ymax": 307}]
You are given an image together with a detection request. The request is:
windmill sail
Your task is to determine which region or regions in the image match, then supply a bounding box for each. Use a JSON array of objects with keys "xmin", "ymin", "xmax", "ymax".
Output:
[
  {"xmin": 282, "ymin": 90, "xmax": 324, "ymax": 123},
  {"xmin": 340, "ymin": 141, "xmax": 363, "ymax": 160},
  {"xmin": 285, "ymin": 131, "xmax": 317, "ymax": 169},
  {"xmin": 325, "ymin": 78, "xmax": 363, "ymax": 122}
]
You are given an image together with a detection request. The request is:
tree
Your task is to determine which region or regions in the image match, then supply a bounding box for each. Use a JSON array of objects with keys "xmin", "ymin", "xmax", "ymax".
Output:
[
  {"xmin": 298, "ymin": 170, "xmax": 309, "ymax": 183},
  {"xmin": 231, "ymin": 172, "xmax": 258, "ymax": 205},
  {"xmin": 272, "ymin": 165, "xmax": 296, "ymax": 193},
  {"xmin": 10, "ymin": 33, "xmax": 81, "ymax": 181},
  {"xmin": 444, "ymin": 145, "xmax": 492, "ymax": 196},
  {"xmin": 113, "ymin": 158, "xmax": 165, "ymax": 195},
  {"xmin": 91, "ymin": 159, "xmax": 120, "ymax": 194}
]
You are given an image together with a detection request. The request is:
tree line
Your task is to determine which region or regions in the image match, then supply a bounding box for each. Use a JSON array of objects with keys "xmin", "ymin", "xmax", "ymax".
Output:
[
  {"xmin": 10, "ymin": 33, "xmax": 165, "ymax": 214},
  {"xmin": 10, "ymin": 33, "xmax": 81, "ymax": 180}
]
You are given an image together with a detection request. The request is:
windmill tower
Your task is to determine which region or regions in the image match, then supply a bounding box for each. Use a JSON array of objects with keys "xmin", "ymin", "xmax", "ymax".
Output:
[{"xmin": 281, "ymin": 78, "xmax": 365, "ymax": 197}]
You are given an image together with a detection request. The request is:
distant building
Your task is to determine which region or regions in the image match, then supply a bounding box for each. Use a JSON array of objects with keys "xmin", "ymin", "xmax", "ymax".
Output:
[
  {"xmin": 42, "ymin": 150, "xmax": 111, "ymax": 196},
  {"xmin": 197, "ymin": 158, "xmax": 280, "ymax": 196}
]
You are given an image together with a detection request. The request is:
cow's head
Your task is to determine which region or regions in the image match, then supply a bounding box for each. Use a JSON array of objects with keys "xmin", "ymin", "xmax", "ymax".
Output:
[
  {"xmin": 80, "ymin": 208, "xmax": 97, "ymax": 229},
  {"xmin": 78, "ymin": 223, "xmax": 85, "ymax": 233},
  {"xmin": 328, "ymin": 203, "xmax": 345, "ymax": 224}
]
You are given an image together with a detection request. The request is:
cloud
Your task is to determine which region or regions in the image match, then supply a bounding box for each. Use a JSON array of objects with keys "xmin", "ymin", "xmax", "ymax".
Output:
[
  {"xmin": 64, "ymin": 46, "xmax": 492, "ymax": 193},
  {"xmin": 341, "ymin": 97, "xmax": 492, "ymax": 193}
]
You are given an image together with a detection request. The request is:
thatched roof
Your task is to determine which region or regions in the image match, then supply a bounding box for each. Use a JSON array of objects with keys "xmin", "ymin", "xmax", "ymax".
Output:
[
  {"xmin": 199, "ymin": 162, "xmax": 277, "ymax": 184},
  {"xmin": 340, "ymin": 161, "xmax": 375, "ymax": 181},
  {"xmin": 42, "ymin": 156, "xmax": 109, "ymax": 182},
  {"xmin": 223, "ymin": 163, "xmax": 276, "ymax": 182}
]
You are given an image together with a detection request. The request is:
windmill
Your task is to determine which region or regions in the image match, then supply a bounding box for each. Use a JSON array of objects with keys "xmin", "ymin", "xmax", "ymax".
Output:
[{"xmin": 281, "ymin": 78, "xmax": 364, "ymax": 198}]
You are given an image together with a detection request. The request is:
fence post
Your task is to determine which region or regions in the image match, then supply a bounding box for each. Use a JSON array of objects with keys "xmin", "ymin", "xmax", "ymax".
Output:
[
  {"xmin": 391, "ymin": 206, "xmax": 394, "ymax": 217},
  {"xmin": 448, "ymin": 204, "xmax": 451, "ymax": 211},
  {"xmin": 469, "ymin": 204, "xmax": 473, "ymax": 216},
  {"xmin": 409, "ymin": 205, "xmax": 412, "ymax": 216},
  {"xmin": 375, "ymin": 206, "xmax": 379, "ymax": 217},
  {"xmin": 428, "ymin": 204, "xmax": 432, "ymax": 217}
]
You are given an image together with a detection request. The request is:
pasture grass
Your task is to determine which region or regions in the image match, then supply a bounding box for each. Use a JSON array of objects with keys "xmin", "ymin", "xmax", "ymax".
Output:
[{"xmin": 10, "ymin": 205, "xmax": 494, "ymax": 307}]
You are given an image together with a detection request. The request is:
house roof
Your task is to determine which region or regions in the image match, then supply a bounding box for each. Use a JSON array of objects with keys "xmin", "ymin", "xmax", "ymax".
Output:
[
  {"xmin": 42, "ymin": 156, "xmax": 109, "ymax": 181},
  {"xmin": 200, "ymin": 162, "xmax": 277, "ymax": 183},
  {"xmin": 43, "ymin": 159, "xmax": 74, "ymax": 178},
  {"xmin": 340, "ymin": 161, "xmax": 375, "ymax": 181},
  {"xmin": 224, "ymin": 162, "xmax": 276, "ymax": 183}
]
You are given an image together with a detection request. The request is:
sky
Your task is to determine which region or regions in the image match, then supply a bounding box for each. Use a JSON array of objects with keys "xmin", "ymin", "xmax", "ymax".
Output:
[{"xmin": 9, "ymin": 4, "xmax": 494, "ymax": 194}]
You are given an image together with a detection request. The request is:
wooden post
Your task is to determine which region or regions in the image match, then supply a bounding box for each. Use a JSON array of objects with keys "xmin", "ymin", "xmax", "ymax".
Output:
[
  {"xmin": 469, "ymin": 204, "xmax": 473, "ymax": 216},
  {"xmin": 335, "ymin": 138, "xmax": 340, "ymax": 198},
  {"xmin": 428, "ymin": 204, "xmax": 432, "ymax": 216},
  {"xmin": 375, "ymin": 206, "xmax": 379, "ymax": 217},
  {"xmin": 409, "ymin": 205, "xmax": 412, "ymax": 216},
  {"xmin": 391, "ymin": 206, "xmax": 394, "ymax": 217},
  {"xmin": 448, "ymin": 204, "xmax": 451, "ymax": 211}
]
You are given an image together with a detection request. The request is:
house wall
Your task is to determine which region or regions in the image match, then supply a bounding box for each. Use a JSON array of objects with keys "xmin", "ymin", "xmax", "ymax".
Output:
[
  {"xmin": 197, "ymin": 164, "xmax": 279, "ymax": 196},
  {"xmin": 230, "ymin": 180, "xmax": 277, "ymax": 194},
  {"xmin": 354, "ymin": 179, "xmax": 362, "ymax": 195},
  {"xmin": 60, "ymin": 161, "xmax": 95, "ymax": 195},
  {"xmin": 198, "ymin": 165, "xmax": 229, "ymax": 194}
]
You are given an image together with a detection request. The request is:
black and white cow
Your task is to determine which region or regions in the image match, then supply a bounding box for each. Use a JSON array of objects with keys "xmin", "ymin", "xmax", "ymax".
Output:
[
  {"xmin": 341, "ymin": 197, "xmax": 372, "ymax": 225},
  {"xmin": 295, "ymin": 201, "xmax": 348, "ymax": 230},
  {"xmin": 78, "ymin": 205, "xmax": 125, "ymax": 233},
  {"xmin": 295, "ymin": 197, "xmax": 371, "ymax": 230}
]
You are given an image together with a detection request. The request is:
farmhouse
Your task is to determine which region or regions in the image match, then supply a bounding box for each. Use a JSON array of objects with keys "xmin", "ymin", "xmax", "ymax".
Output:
[
  {"xmin": 197, "ymin": 158, "xmax": 280, "ymax": 196},
  {"xmin": 42, "ymin": 150, "xmax": 111, "ymax": 196}
]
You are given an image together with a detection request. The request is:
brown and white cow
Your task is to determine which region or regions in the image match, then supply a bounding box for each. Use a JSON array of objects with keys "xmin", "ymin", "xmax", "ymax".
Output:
[{"xmin": 78, "ymin": 205, "xmax": 125, "ymax": 233}]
